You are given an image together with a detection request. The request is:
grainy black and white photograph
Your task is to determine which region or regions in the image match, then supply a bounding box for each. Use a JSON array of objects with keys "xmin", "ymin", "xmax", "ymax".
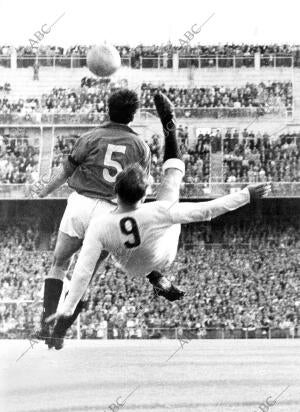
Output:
[{"xmin": 0, "ymin": 0, "xmax": 299, "ymax": 411}]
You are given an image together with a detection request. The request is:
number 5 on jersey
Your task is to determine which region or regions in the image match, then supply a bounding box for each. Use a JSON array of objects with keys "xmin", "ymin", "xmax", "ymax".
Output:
[{"xmin": 103, "ymin": 144, "xmax": 126, "ymax": 183}]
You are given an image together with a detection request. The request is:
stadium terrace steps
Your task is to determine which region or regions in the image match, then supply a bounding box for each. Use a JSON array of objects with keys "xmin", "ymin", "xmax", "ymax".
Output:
[{"xmin": 2, "ymin": 68, "xmax": 91, "ymax": 99}]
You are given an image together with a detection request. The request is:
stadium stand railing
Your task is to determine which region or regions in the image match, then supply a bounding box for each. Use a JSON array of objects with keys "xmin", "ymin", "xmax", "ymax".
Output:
[{"xmin": 0, "ymin": 55, "xmax": 295, "ymax": 70}]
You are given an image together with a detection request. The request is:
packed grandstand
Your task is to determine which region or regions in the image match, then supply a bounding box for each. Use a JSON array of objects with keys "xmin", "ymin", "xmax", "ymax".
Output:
[
  {"xmin": 0, "ymin": 79, "xmax": 293, "ymax": 118},
  {"xmin": 0, "ymin": 44, "xmax": 299, "ymax": 67},
  {"xmin": 0, "ymin": 43, "xmax": 299, "ymax": 340}
]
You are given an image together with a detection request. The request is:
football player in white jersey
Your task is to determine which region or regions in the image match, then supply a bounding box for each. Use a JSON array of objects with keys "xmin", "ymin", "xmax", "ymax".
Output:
[{"xmin": 48, "ymin": 93, "xmax": 271, "ymax": 344}]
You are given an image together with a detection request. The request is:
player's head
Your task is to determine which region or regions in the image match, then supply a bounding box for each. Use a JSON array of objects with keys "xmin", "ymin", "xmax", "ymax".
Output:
[
  {"xmin": 115, "ymin": 164, "xmax": 148, "ymax": 206},
  {"xmin": 108, "ymin": 89, "xmax": 139, "ymax": 124}
]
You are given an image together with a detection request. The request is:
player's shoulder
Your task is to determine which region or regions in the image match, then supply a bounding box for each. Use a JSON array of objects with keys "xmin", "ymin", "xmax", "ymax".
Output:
[
  {"xmin": 77, "ymin": 127, "xmax": 102, "ymax": 145},
  {"xmin": 139, "ymin": 200, "xmax": 173, "ymax": 217},
  {"xmin": 79, "ymin": 122, "xmax": 138, "ymax": 140},
  {"xmin": 129, "ymin": 132, "xmax": 150, "ymax": 157},
  {"xmin": 100, "ymin": 121, "xmax": 138, "ymax": 136}
]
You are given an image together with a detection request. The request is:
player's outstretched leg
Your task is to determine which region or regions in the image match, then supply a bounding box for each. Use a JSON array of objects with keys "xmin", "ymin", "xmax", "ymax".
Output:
[{"xmin": 146, "ymin": 93, "xmax": 185, "ymax": 302}]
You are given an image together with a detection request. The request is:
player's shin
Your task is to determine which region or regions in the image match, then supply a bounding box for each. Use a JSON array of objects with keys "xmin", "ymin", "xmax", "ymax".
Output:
[
  {"xmin": 37, "ymin": 276, "xmax": 64, "ymax": 341},
  {"xmin": 43, "ymin": 278, "xmax": 63, "ymax": 320}
]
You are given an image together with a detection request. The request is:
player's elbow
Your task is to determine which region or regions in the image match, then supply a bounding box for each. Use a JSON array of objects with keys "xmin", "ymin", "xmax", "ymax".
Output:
[{"xmin": 62, "ymin": 158, "xmax": 77, "ymax": 178}]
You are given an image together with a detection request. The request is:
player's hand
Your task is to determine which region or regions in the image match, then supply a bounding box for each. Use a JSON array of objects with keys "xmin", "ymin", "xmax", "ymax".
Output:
[
  {"xmin": 29, "ymin": 181, "xmax": 49, "ymax": 198},
  {"xmin": 36, "ymin": 185, "xmax": 49, "ymax": 198},
  {"xmin": 247, "ymin": 183, "xmax": 272, "ymax": 200}
]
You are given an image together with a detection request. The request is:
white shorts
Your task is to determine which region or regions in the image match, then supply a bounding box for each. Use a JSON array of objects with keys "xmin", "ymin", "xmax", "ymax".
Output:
[{"xmin": 59, "ymin": 192, "xmax": 116, "ymax": 239}]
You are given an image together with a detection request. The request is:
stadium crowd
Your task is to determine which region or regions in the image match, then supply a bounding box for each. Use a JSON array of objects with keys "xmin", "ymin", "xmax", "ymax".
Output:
[
  {"xmin": 51, "ymin": 128, "xmax": 299, "ymax": 185},
  {"xmin": 9, "ymin": 43, "xmax": 300, "ymax": 60},
  {"xmin": 140, "ymin": 82, "xmax": 292, "ymax": 114},
  {"xmin": 0, "ymin": 217, "xmax": 299, "ymax": 339},
  {"xmin": 0, "ymin": 43, "xmax": 296, "ymax": 70},
  {"xmin": 35, "ymin": 80, "xmax": 296, "ymax": 117},
  {"xmin": 0, "ymin": 132, "xmax": 39, "ymax": 183},
  {"xmin": 223, "ymin": 130, "xmax": 300, "ymax": 183},
  {"xmin": 0, "ymin": 123, "xmax": 298, "ymax": 185},
  {"xmin": 0, "ymin": 78, "xmax": 293, "ymax": 122},
  {"xmin": 149, "ymin": 130, "xmax": 210, "ymax": 184},
  {"xmin": 0, "ymin": 97, "xmax": 39, "ymax": 116}
]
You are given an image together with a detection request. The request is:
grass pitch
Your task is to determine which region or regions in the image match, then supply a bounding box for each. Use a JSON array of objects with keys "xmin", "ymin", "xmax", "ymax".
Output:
[{"xmin": 1, "ymin": 339, "xmax": 299, "ymax": 412}]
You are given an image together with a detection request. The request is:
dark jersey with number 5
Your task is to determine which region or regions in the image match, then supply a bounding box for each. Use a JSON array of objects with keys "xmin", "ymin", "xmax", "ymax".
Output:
[{"xmin": 64, "ymin": 122, "xmax": 151, "ymax": 200}]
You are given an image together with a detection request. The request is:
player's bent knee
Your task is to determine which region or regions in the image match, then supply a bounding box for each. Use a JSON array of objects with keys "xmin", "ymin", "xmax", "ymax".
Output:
[
  {"xmin": 46, "ymin": 263, "xmax": 66, "ymax": 281},
  {"xmin": 52, "ymin": 254, "xmax": 70, "ymax": 269},
  {"xmin": 54, "ymin": 232, "xmax": 82, "ymax": 262},
  {"xmin": 162, "ymin": 159, "xmax": 185, "ymax": 176},
  {"xmin": 156, "ymin": 169, "xmax": 182, "ymax": 202}
]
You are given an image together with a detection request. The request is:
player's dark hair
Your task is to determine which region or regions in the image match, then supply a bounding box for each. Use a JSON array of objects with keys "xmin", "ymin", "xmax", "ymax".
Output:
[
  {"xmin": 115, "ymin": 164, "xmax": 148, "ymax": 205},
  {"xmin": 108, "ymin": 89, "xmax": 139, "ymax": 124}
]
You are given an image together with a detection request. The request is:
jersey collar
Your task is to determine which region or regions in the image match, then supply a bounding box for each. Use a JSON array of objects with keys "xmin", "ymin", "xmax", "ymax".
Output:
[{"xmin": 101, "ymin": 121, "xmax": 138, "ymax": 135}]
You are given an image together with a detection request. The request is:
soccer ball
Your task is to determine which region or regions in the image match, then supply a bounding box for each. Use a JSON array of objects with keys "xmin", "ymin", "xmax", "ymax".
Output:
[{"xmin": 87, "ymin": 44, "xmax": 121, "ymax": 77}]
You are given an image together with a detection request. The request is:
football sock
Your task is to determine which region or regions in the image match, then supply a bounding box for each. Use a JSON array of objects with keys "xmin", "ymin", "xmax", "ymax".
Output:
[
  {"xmin": 163, "ymin": 119, "xmax": 182, "ymax": 162},
  {"xmin": 42, "ymin": 278, "xmax": 63, "ymax": 328}
]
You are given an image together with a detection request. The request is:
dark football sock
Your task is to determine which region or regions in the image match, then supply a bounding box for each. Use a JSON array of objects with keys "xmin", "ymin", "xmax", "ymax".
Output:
[
  {"xmin": 163, "ymin": 120, "xmax": 182, "ymax": 162},
  {"xmin": 52, "ymin": 300, "xmax": 87, "ymax": 338},
  {"xmin": 42, "ymin": 278, "xmax": 63, "ymax": 326}
]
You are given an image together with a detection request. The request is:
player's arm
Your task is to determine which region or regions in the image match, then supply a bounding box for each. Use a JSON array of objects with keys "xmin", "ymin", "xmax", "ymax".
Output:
[
  {"xmin": 55, "ymin": 222, "xmax": 104, "ymax": 316},
  {"xmin": 168, "ymin": 183, "xmax": 271, "ymax": 224},
  {"xmin": 139, "ymin": 140, "xmax": 151, "ymax": 176},
  {"xmin": 37, "ymin": 135, "xmax": 90, "ymax": 198},
  {"xmin": 36, "ymin": 163, "xmax": 73, "ymax": 198}
]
